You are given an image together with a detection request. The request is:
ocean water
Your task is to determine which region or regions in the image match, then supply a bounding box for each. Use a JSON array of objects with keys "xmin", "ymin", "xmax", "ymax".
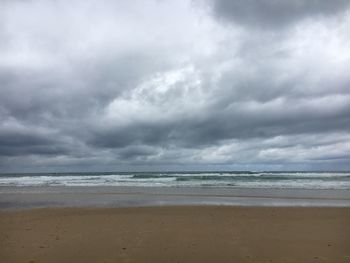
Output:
[{"xmin": 0, "ymin": 172, "xmax": 350, "ymax": 190}]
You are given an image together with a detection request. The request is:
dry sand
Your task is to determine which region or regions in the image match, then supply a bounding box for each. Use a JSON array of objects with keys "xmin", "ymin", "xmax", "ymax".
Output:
[{"xmin": 1, "ymin": 206, "xmax": 349, "ymax": 263}]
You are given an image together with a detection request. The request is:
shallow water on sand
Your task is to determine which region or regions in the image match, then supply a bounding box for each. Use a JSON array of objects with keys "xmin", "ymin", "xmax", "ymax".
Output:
[{"xmin": 1, "ymin": 186, "xmax": 349, "ymax": 209}]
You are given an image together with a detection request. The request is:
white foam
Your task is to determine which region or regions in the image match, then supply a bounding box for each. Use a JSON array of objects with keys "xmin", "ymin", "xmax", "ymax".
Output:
[{"xmin": 0, "ymin": 172, "xmax": 349, "ymax": 189}]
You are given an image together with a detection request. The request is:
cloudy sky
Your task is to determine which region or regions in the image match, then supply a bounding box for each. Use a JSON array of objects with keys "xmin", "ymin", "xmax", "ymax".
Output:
[{"xmin": 1, "ymin": 0, "xmax": 350, "ymax": 172}]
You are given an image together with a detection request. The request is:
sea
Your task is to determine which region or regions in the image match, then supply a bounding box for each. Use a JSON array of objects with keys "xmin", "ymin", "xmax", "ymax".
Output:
[
  {"xmin": 1, "ymin": 171, "xmax": 350, "ymax": 208},
  {"xmin": 1, "ymin": 171, "xmax": 349, "ymax": 189}
]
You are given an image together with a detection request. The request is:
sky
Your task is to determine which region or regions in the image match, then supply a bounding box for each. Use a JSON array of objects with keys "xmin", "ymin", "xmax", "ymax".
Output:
[{"xmin": 1, "ymin": 0, "xmax": 350, "ymax": 172}]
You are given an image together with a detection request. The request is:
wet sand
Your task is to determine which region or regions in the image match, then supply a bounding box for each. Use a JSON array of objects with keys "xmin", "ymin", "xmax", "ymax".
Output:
[
  {"xmin": 1, "ymin": 206, "xmax": 350, "ymax": 263},
  {"xmin": 1, "ymin": 186, "xmax": 350, "ymax": 208}
]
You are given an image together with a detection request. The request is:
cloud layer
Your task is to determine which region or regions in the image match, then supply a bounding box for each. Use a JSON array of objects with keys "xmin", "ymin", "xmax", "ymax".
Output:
[
  {"xmin": 209, "ymin": 0, "xmax": 350, "ymax": 29},
  {"xmin": 1, "ymin": 0, "xmax": 350, "ymax": 172}
]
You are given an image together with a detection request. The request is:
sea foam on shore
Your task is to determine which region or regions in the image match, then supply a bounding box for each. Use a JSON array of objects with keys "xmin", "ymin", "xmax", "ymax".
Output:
[{"xmin": 1, "ymin": 171, "xmax": 350, "ymax": 189}]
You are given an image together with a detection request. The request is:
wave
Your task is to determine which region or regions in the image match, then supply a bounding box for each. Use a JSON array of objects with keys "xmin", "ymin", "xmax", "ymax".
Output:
[{"xmin": 0, "ymin": 172, "xmax": 349, "ymax": 189}]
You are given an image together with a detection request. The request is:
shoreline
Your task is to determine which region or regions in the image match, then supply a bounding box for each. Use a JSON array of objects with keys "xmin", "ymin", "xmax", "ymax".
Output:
[
  {"xmin": 1, "ymin": 186, "xmax": 350, "ymax": 210},
  {"xmin": 1, "ymin": 206, "xmax": 350, "ymax": 263}
]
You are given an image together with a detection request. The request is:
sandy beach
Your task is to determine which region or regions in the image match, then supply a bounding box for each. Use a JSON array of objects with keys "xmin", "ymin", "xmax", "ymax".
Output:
[{"xmin": 1, "ymin": 206, "xmax": 349, "ymax": 263}]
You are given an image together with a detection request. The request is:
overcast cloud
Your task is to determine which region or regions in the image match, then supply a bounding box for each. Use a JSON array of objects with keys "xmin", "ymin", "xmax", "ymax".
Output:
[{"xmin": 1, "ymin": 0, "xmax": 350, "ymax": 172}]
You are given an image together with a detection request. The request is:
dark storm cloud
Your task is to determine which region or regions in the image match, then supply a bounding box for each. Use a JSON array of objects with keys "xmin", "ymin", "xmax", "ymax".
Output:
[
  {"xmin": 0, "ymin": 122, "xmax": 71, "ymax": 156},
  {"xmin": 0, "ymin": 0, "xmax": 350, "ymax": 172},
  {"xmin": 0, "ymin": 133, "xmax": 66, "ymax": 156},
  {"xmin": 88, "ymin": 94, "xmax": 350, "ymax": 149},
  {"xmin": 208, "ymin": 0, "xmax": 350, "ymax": 29},
  {"xmin": 117, "ymin": 145, "xmax": 160, "ymax": 161}
]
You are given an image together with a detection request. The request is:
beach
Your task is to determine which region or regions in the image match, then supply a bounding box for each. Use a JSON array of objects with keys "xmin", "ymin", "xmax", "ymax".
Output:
[
  {"xmin": 2, "ymin": 0, "xmax": 350, "ymax": 261},
  {"xmin": 1, "ymin": 185, "xmax": 350, "ymax": 208},
  {"xmin": 1, "ymin": 206, "xmax": 350, "ymax": 263},
  {"xmin": 1, "ymin": 179, "xmax": 350, "ymax": 263}
]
